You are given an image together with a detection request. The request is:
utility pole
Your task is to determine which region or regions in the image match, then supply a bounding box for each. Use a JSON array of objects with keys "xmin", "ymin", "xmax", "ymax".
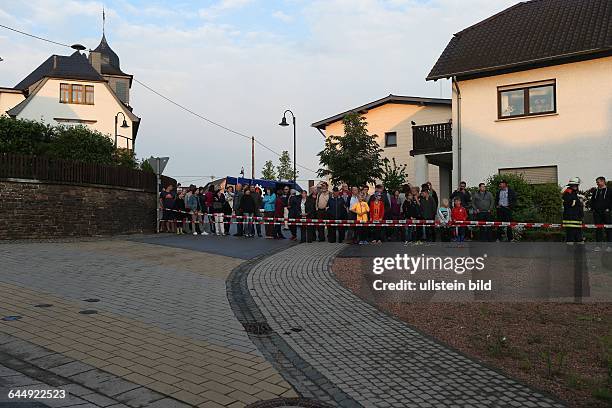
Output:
[{"xmin": 251, "ymin": 136, "xmax": 255, "ymax": 180}]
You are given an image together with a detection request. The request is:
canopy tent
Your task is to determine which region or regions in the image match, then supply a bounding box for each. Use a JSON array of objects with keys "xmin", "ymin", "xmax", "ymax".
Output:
[{"xmin": 205, "ymin": 177, "xmax": 304, "ymax": 192}]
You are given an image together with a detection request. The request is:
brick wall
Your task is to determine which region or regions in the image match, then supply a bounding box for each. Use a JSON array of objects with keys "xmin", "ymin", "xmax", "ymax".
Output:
[{"xmin": 0, "ymin": 179, "xmax": 157, "ymax": 240}]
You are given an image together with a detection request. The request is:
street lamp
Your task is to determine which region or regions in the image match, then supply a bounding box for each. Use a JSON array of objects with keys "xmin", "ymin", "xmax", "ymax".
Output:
[
  {"xmin": 278, "ymin": 109, "xmax": 296, "ymax": 184},
  {"xmin": 114, "ymin": 112, "xmax": 129, "ymax": 149}
]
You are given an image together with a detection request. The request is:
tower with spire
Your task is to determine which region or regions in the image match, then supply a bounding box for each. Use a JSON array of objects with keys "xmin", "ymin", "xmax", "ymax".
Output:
[{"xmin": 88, "ymin": 8, "xmax": 133, "ymax": 106}]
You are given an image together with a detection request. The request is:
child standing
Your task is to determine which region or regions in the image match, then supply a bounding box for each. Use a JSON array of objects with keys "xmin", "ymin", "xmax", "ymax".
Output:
[
  {"xmin": 369, "ymin": 193, "xmax": 385, "ymax": 244},
  {"xmin": 350, "ymin": 193, "xmax": 370, "ymax": 245},
  {"xmin": 451, "ymin": 197, "xmax": 468, "ymax": 242},
  {"xmin": 437, "ymin": 198, "xmax": 451, "ymax": 242}
]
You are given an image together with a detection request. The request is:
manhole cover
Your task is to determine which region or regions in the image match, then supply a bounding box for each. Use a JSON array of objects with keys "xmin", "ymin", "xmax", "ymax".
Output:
[
  {"xmin": 246, "ymin": 398, "xmax": 333, "ymax": 408},
  {"xmin": 83, "ymin": 298, "xmax": 100, "ymax": 303},
  {"xmin": 78, "ymin": 310, "xmax": 98, "ymax": 315},
  {"xmin": 2, "ymin": 316, "xmax": 22, "ymax": 321},
  {"xmin": 243, "ymin": 322, "xmax": 272, "ymax": 335},
  {"xmin": 34, "ymin": 304, "xmax": 53, "ymax": 308}
]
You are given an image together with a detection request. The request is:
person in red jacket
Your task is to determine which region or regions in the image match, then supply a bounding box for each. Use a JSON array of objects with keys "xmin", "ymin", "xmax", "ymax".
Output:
[{"xmin": 451, "ymin": 197, "xmax": 468, "ymax": 242}]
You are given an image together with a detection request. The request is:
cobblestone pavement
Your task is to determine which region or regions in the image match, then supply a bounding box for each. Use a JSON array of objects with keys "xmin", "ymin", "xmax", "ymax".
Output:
[
  {"xmin": 0, "ymin": 240, "xmax": 297, "ymax": 407},
  {"xmin": 247, "ymin": 243, "xmax": 566, "ymax": 408}
]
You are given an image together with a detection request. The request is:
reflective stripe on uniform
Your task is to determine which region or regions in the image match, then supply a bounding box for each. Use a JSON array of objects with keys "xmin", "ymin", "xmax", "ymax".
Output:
[{"xmin": 563, "ymin": 220, "xmax": 582, "ymax": 228}]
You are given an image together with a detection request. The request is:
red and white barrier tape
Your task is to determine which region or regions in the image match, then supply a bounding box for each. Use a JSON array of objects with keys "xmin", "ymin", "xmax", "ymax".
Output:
[{"xmin": 160, "ymin": 209, "xmax": 612, "ymax": 229}]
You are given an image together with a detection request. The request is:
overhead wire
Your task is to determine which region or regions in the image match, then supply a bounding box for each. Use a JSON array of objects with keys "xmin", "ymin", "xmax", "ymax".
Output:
[{"xmin": 0, "ymin": 23, "xmax": 319, "ymax": 176}]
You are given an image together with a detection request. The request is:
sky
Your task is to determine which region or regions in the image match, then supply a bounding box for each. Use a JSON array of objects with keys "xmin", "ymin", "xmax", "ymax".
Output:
[{"xmin": 0, "ymin": 0, "xmax": 518, "ymax": 185}]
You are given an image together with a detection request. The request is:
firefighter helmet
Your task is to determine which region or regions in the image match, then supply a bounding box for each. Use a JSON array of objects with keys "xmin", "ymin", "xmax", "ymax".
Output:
[{"xmin": 568, "ymin": 177, "xmax": 581, "ymax": 185}]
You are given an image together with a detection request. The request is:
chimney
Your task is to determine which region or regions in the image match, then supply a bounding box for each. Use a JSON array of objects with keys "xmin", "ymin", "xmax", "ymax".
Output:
[
  {"xmin": 89, "ymin": 51, "xmax": 102, "ymax": 74},
  {"xmin": 53, "ymin": 56, "xmax": 57, "ymax": 70}
]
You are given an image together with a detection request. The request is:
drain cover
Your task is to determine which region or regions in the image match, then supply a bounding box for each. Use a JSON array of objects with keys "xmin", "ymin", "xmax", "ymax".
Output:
[
  {"xmin": 246, "ymin": 398, "xmax": 333, "ymax": 408},
  {"xmin": 83, "ymin": 298, "xmax": 100, "ymax": 303},
  {"xmin": 243, "ymin": 322, "xmax": 272, "ymax": 335},
  {"xmin": 78, "ymin": 310, "xmax": 98, "ymax": 315},
  {"xmin": 2, "ymin": 316, "xmax": 22, "ymax": 321},
  {"xmin": 34, "ymin": 304, "xmax": 53, "ymax": 308}
]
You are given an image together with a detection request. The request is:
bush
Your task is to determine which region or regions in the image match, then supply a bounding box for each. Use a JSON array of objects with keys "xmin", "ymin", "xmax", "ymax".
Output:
[
  {"xmin": 0, "ymin": 117, "xmax": 142, "ymax": 169},
  {"xmin": 0, "ymin": 116, "xmax": 54, "ymax": 155},
  {"xmin": 113, "ymin": 148, "xmax": 138, "ymax": 169},
  {"xmin": 46, "ymin": 125, "xmax": 115, "ymax": 165},
  {"xmin": 484, "ymin": 173, "xmax": 562, "ymax": 223}
]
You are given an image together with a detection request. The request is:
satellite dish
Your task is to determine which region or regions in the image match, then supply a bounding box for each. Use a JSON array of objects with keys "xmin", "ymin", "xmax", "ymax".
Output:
[{"xmin": 71, "ymin": 44, "xmax": 86, "ymax": 51}]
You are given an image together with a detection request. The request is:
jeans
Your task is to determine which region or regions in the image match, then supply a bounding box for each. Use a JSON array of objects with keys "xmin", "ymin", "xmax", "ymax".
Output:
[
  {"xmin": 214, "ymin": 213, "xmax": 225, "ymax": 235},
  {"xmin": 454, "ymin": 226, "xmax": 466, "ymax": 242},
  {"xmin": 593, "ymin": 210, "xmax": 612, "ymax": 242},
  {"xmin": 404, "ymin": 226, "xmax": 414, "ymax": 242},
  {"xmin": 242, "ymin": 213, "xmax": 254, "ymax": 236},
  {"xmin": 235, "ymin": 211, "xmax": 244, "ymax": 235},
  {"xmin": 497, "ymin": 207, "xmax": 513, "ymax": 241}
]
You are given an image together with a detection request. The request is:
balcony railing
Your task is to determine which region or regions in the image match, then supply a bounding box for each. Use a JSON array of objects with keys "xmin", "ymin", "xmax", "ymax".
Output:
[{"xmin": 410, "ymin": 122, "xmax": 452, "ymax": 155}]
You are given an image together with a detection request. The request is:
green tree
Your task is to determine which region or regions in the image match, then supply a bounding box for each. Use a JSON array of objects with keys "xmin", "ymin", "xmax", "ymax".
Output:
[
  {"xmin": 317, "ymin": 113, "xmax": 384, "ymax": 186},
  {"xmin": 261, "ymin": 160, "xmax": 277, "ymax": 180},
  {"xmin": 276, "ymin": 150, "xmax": 298, "ymax": 180},
  {"xmin": 382, "ymin": 158, "xmax": 408, "ymax": 192},
  {"xmin": 113, "ymin": 148, "xmax": 138, "ymax": 169}
]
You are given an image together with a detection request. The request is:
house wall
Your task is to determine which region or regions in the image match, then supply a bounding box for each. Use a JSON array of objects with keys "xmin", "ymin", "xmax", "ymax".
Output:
[
  {"xmin": 323, "ymin": 103, "xmax": 451, "ymax": 193},
  {"xmin": 15, "ymin": 78, "xmax": 134, "ymax": 149},
  {"xmin": 452, "ymin": 56, "xmax": 612, "ymax": 188},
  {"xmin": 0, "ymin": 91, "xmax": 26, "ymax": 117}
]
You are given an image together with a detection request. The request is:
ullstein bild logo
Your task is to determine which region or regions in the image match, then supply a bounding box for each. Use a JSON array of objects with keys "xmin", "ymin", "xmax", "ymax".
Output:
[
  {"xmin": 372, "ymin": 254, "xmax": 488, "ymax": 275},
  {"xmin": 372, "ymin": 254, "xmax": 491, "ymax": 292}
]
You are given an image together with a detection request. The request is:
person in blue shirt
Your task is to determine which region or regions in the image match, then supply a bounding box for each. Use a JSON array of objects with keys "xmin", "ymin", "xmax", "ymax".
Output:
[{"xmin": 262, "ymin": 188, "xmax": 276, "ymax": 238}]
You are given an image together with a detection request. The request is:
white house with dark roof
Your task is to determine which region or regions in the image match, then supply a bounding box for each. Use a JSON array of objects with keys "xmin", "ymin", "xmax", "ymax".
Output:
[
  {"xmin": 312, "ymin": 95, "xmax": 452, "ymax": 196},
  {"xmin": 426, "ymin": 0, "xmax": 612, "ymax": 188},
  {"xmin": 0, "ymin": 33, "xmax": 139, "ymax": 150}
]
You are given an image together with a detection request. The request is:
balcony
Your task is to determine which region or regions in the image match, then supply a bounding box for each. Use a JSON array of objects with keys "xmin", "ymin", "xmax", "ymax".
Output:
[{"xmin": 410, "ymin": 122, "xmax": 452, "ymax": 156}]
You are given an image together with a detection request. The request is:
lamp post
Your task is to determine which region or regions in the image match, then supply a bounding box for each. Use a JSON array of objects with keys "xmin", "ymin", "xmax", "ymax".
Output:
[
  {"xmin": 278, "ymin": 109, "xmax": 296, "ymax": 184},
  {"xmin": 114, "ymin": 112, "xmax": 129, "ymax": 149}
]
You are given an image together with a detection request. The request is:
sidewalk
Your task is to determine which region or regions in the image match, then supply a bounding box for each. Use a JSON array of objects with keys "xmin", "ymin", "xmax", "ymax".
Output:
[{"xmin": 0, "ymin": 240, "xmax": 296, "ymax": 407}]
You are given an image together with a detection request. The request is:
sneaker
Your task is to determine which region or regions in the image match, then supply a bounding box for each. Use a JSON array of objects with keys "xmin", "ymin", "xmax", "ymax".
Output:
[
  {"xmin": 193, "ymin": 232, "xmax": 198, "ymax": 236},
  {"xmin": 606, "ymin": 247, "xmax": 612, "ymax": 253},
  {"xmin": 201, "ymin": 231, "xmax": 209, "ymax": 236},
  {"xmin": 594, "ymin": 246, "xmax": 601, "ymax": 252}
]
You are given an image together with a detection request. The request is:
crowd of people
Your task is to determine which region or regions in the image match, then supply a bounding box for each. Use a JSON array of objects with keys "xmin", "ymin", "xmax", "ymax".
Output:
[{"xmin": 158, "ymin": 176, "xmax": 612, "ymax": 248}]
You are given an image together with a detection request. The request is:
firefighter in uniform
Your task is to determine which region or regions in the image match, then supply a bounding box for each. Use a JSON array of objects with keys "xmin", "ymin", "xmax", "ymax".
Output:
[{"xmin": 562, "ymin": 177, "xmax": 584, "ymax": 243}]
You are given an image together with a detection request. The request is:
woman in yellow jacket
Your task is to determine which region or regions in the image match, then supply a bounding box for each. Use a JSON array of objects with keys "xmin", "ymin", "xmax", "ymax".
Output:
[{"xmin": 350, "ymin": 193, "xmax": 370, "ymax": 245}]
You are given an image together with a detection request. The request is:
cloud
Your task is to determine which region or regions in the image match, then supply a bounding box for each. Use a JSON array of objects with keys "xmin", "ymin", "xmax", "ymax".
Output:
[
  {"xmin": 0, "ymin": 0, "xmax": 519, "ymax": 184},
  {"xmin": 199, "ymin": 0, "xmax": 254, "ymax": 19},
  {"xmin": 272, "ymin": 10, "xmax": 294, "ymax": 23}
]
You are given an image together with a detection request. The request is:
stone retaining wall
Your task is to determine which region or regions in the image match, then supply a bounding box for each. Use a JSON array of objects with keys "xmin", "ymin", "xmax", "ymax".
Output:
[{"xmin": 0, "ymin": 179, "xmax": 156, "ymax": 239}]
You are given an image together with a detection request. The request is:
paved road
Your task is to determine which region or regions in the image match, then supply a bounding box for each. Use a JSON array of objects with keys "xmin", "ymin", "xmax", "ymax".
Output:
[
  {"xmin": 0, "ymin": 239, "xmax": 297, "ymax": 407},
  {"xmin": 247, "ymin": 243, "xmax": 566, "ymax": 408},
  {"xmin": 132, "ymin": 233, "xmax": 294, "ymax": 260}
]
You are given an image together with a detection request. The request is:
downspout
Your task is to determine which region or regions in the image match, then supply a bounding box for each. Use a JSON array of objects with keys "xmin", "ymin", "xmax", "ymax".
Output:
[{"xmin": 452, "ymin": 76, "xmax": 462, "ymax": 184}]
